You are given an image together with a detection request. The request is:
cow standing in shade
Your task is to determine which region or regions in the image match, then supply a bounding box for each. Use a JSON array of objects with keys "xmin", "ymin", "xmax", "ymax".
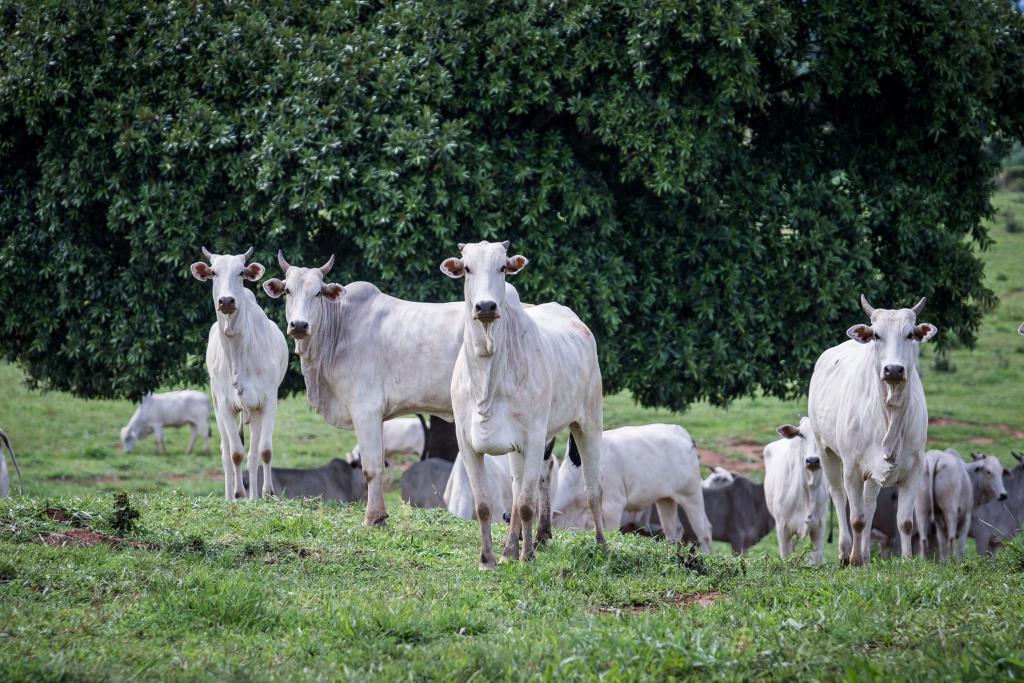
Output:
[
  {"xmin": 764, "ymin": 418, "xmax": 830, "ymax": 564},
  {"xmin": 263, "ymin": 253, "xmax": 464, "ymax": 527},
  {"xmin": 808, "ymin": 295, "xmax": 937, "ymax": 565},
  {"xmin": 191, "ymin": 247, "xmax": 288, "ymax": 500},
  {"xmin": 441, "ymin": 240, "xmax": 605, "ymax": 568}
]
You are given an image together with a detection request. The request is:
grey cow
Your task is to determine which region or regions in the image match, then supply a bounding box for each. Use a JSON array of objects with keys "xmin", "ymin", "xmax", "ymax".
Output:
[
  {"xmin": 243, "ymin": 459, "xmax": 367, "ymax": 502},
  {"xmin": 400, "ymin": 458, "xmax": 454, "ymax": 509},
  {"xmin": 970, "ymin": 453, "xmax": 1024, "ymax": 555}
]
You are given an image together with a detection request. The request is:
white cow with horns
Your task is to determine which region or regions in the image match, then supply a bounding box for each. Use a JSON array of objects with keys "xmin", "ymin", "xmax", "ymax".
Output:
[
  {"xmin": 808, "ymin": 295, "xmax": 937, "ymax": 565},
  {"xmin": 263, "ymin": 252, "xmax": 464, "ymax": 526},
  {"xmin": 191, "ymin": 247, "xmax": 288, "ymax": 500},
  {"xmin": 441, "ymin": 240, "xmax": 606, "ymax": 569}
]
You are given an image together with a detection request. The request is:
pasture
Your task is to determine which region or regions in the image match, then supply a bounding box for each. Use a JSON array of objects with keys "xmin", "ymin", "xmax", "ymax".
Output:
[{"xmin": 1, "ymin": 191, "xmax": 1024, "ymax": 680}]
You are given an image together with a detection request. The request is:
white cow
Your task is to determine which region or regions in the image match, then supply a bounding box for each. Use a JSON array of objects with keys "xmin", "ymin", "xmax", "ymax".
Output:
[
  {"xmin": 552, "ymin": 424, "xmax": 713, "ymax": 552},
  {"xmin": 120, "ymin": 390, "xmax": 210, "ymax": 454},
  {"xmin": 191, "ymin": 247, "xmax": 288, "ymax": 501},
  {"xmin": 808, "ymin": 295, "xmax": 937, "ymax": 565},
  {"xmin": 264, "ymin": 252, "xmax": 464, "ymax": 527},
  {"xmin": 0, "ymin": 428, "xmax": 23, "ymax": 497},
  {"xmin": 442, "ymin": 240, "xmax": 606, "ymax": 568},
  {"xmin": 346, "ymin": 417, "xmax": 426, "ymax": 465},
  {"xmin": 445, "ymin": 443, "xmax": 559, "ymax": 523},
  {"xmin": 763, "ymin": 418, "xmax": 830, "ymax": 564},
  {"xmin": 703, "ymin": 467, "xmax": 735, "ymax": 489}
]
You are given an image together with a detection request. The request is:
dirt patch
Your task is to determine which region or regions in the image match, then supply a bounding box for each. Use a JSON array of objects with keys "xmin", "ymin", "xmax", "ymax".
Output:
[
  {"xmin": 968, "ymin": 437, "xmax": 995, "ymax": 446},
  {"xmin": 593, "ymin": 590, "xmax": 728, "ymax": 615},
  {"xmin": 37, "ymin": 528, "xmax": 155, "ymax": 550},
  {"xmin": 697, "ymin": 445, "xmax": 763, "ymax": 474},
  {"xmin": 44, "ymin": 507, "xmax": 69, "ymax": 522},
  {"xmin": 929, "ymin": 417, "xmax": 1024, "ymax": 440}
]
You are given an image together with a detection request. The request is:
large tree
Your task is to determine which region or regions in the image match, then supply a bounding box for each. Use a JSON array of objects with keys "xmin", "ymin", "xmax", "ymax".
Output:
[{"xmin": 1, "ymin": 1, "xmax": 1022, "ymax": 408}]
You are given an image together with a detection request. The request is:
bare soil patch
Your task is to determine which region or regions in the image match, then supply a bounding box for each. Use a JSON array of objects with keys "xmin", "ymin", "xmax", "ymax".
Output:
[
  {"xmin": 697, "ymin": 444, "xmax": 763, "ymax": 473},
  {"xmin": 592, "ymin": 590, "xmax": 728, "ymax": 615}
]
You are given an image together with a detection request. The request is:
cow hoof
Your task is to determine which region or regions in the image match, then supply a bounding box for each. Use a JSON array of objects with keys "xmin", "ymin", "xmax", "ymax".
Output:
[
  {"xmin": 364, "ymin": 515, "xmax": 388, "ymax": 528},
  {"xmin": 536, "ymin": 533, "xmax": 552, "ymax": 547},
  {"xmin": 479, "ymin": 557, "xmax": 497, "ymax": 571},
  {"xmin": 234, "ymin": 492, "xmax": 245, "ymax": 500}
]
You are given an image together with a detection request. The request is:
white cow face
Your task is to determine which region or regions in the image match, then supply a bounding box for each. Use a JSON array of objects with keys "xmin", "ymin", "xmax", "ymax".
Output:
[
  {"xmin": 846, "ymin": 295, "xmax": 936, "ymax": 384},
  {"xmin": 777, "ymin": 416, "xmax": 823, "ymax": 487},
  {"xmin": 703, "ymin": 467, "xmax": 734, "ymax": 488},
  {"xmin": 190, "ymin": 247, "xmax": 265, "ymax": 318},
  {"xmin": 120, "ymin": 426, "xmax": 135, "ymax": 453},
  {"xmin": 969, "ymin": 454, "xmax": 1010, "ymax": 505},
  {"xmin": 440, "ymin": 241, "xmax": 528, "ymax": 324},
  {"xmin": 263, "ymin": 252, "xmax": 344, "ymax": 340}
]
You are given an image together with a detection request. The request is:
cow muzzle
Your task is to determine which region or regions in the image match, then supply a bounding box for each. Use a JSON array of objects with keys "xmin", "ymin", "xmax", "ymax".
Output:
[
  {"xmin": 805, "ymin": 456, "xmax": 821, "ymax": 471},
  {"xmin": 473, "ymin": 300, "xmax": 500, "ymax": 322},
  {"xmin": 288, "ymin": 320, "xmax": 310, "ymax": 339},
  {"xmin": 882, "ymin": 364, "xmax": 906, "ymax": 383},
  {"xmin": 217, "ymin": 296, "xmax": 237, "ymax": 314},
  {"xmin": 999, "ymin": 492, "xmax": 1008, "ymax": 501}
]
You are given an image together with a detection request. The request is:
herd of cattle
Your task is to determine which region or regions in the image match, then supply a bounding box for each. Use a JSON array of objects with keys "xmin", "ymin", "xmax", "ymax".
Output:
[{"xmin": 1, "ymin": 240, "xmax": 1022, "ymax": 567}]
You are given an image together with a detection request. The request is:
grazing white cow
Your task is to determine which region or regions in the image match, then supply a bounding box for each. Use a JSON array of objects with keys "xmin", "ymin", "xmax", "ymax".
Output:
[
  {"xmin": 808, "ymin": 295, "xmax": 937, "ymax": 565},
  {"xmin": 763, "ymin": 418, "xmax": 830, "ymax": 564},
  {"xmin": 0, "ymin": 428, "xmax": 23, "ymax": 497},
  {"xmin": 120, "ymin": 390, "xmax": 211, "ymax": 454},
  {"xmin": 703, "ymin": 467, "xmax": 735, "ymax": 489},
  {"xmin": 552, "ymin": 424, "xmax": 713, "ymax": 552},
  {"xmin": 191, "ymin": 247, "xmax": 288, "ymax": 501},
  {"xmin": 444, "ymin": 443, "xmax": 559, "ymax": 523},
  {"xmin": 264, "ymin": 252, "xmax": 465, "ymax": 527},
  {"xmin": 441, "ymin": 240, "xmax": 606, "ymax": 568},
  {"xmin": 346, "ymin": 417, "xmax": 426, "ymax": 465}
]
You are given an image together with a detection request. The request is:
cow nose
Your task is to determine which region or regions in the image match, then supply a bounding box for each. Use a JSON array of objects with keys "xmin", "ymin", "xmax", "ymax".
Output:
[
  {"xmin": 218, "ymin": 296, "xmax": 235, "ymax": 309},
  {"xmin": 883, "ymin": 364, "xmax": 905, "ymax": 381},
  {"xmin": 805, "ymin": 456, "xmax": 820, "ymax": 469},
  {"xmin": 289, "ymin": 320, "xmax": 309, "ymax": 336},
  {"xmin": 474, "ymin": 300, "xmax": 498, "ymax": 318},
  {"xmin": 999, "ymin": 492, "xmax": 1008, "ymax": 501}
]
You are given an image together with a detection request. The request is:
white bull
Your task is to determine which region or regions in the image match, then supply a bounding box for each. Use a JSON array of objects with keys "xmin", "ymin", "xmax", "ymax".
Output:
[
  {"xmin": 191, "ymin": 247, "xmax": 288, "ymax": 500},
  {"xmin": 442, "ymin": 240, "xmax": 606, "ymax": 568},
  {"xmin": 808, "ymin": 295, "xmax": 937, "ymax": 565},
  {"xmin": 552, "ymin": 424, "xmax": 713, "ymax": 552},
  {"xmin": 120, "ymin": 390, "xmax": 210, "ymax": 454}
]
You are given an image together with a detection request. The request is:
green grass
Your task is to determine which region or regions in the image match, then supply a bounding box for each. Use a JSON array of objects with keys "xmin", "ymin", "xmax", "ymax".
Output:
[{"xmin": 2, "ymin": 192, "xmax": 1024, "ymax": 680}]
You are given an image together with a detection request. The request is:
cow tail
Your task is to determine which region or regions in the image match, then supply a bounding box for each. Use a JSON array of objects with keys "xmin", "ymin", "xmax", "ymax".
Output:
[
  {"xmin": 543, "ymin": 437, "xmax": 556, "ymax": 461},
  {"xmin": 417, "ymin": 413, "xmax": 429, "ymax": 460},
  {"xmin": 827, "ymin": 498, "xmax": 834, "ymax": 544},
  {"xmin": 0, "ymin": 429, "xmax": 23, "ymax": 495},
  {"xmin": 567, "ymin": 434, "xmax": 581, "ymax": 467},
  {"xmin": 237, "ymin": 412, "xmax": 245, "ymax": 449}
]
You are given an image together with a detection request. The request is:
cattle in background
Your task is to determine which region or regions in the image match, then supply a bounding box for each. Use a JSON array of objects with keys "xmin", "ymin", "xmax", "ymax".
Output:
[
  {"xmin": 553, "ymin": 424, "xmax": 713, "ymax": 552},
  {"xmin": 445, "ymin": 440, "xmax": 558, "ymax": 524},
  {"xmin": 682, "ymin": 475, "xmax": 774, "ymax": 553},
  {"xmin": 971, "ymin": 453, "xmax": 1024, "ymax": 554},
  {"xmin": 0, "ymin": 428, "xmax": 23, "ymax": 497},
  {"xmin": 764, "ymin": 418, "xmax": 830, "ymax": 564},
  {"xmin": 703, "ymin": 467, "xmax": 735, "ymax": 489},
  {"xmin": 441, "ymin": 241, "xmax": 605, "ymax": 568},
  {"xmin": 191, "ymin": 247, "xmax": 288, "ymax": 500},
  {"xmin": 808, "ymin": 295, "xmax": 937, "ymax": 565},
  {"xmin": 243, "ymin": 459, "xmax": 366, "ymax": 502},
  {"xmin": 346, "ymin": 417, "xmax": 427, "ymax": 467},
  {"xmin": 264, "ymin": 253, "xmax": 464, "ymax": 527},
  {"xmin": 400, "ymin": 458, "xmax": 453, "ymax": 508},
  {"xmin": 120, "ymin": 390, "xmax": 210, "ymax": 454}
]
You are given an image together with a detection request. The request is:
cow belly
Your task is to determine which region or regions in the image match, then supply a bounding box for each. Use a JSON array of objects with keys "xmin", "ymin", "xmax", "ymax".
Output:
[{"xmin": 467, "ymin": 413, "xmax": 520, "ymax": 456}]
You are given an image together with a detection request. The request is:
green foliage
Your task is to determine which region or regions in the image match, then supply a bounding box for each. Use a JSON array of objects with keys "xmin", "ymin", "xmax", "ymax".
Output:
[
  {"xmin": 107, "ymin": 490, "xmax": 140, "ymax": 536},
  {"xmin": 0, "ymin": 1, "xmax": 1022, "ymax": 409}
]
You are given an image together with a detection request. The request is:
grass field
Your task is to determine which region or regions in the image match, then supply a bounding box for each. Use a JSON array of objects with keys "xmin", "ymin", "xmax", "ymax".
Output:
[{"xmin": 2, "ymin": 192, "xmax": 1024, "ymax": 680}]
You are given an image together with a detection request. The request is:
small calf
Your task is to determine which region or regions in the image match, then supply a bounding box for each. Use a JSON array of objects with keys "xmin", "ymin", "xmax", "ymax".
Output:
[
  {"xmin": 120, "ymin": 390, "xmax": 211, "ymax": 454},
  {"xmin": 764, "ymin": 418, "xmax": 830, "ymax": 564}
]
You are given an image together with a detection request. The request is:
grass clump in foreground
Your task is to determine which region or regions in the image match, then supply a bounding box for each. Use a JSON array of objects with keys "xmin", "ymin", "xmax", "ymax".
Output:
[{"xmin": 1, "ymin": 492, "xmax": 1023, "ymax": 681}]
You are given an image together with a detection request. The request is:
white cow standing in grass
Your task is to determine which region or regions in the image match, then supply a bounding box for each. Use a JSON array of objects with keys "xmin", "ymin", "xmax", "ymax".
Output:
[
  {"xmin": 120, "ymin": 390, "xmax": 210, "ymax": 454},
  {"xmin": 191, "ymin": 247, "xmax": 288, "ymax": 501},
  {"xmin": 441, "ymin": 240, "xmax": 606, "ymax": 568},
  {"xmin": 552, "ymin": 424, "xmax": 713, "ymax": 552},
  {"xmin": 263, "ymin": 252, "xmax": 464, "ymax": 527},
  {"xmin": 763, "ymin": 418, "xmax": 830, "ymax": 564},
  {"xmin": 346, "ymin": 417, "xmax": 426, "ymax": 466},
  {"xmin": 809, "ymin": 295, "xmax": 937, "ymax": 565}
]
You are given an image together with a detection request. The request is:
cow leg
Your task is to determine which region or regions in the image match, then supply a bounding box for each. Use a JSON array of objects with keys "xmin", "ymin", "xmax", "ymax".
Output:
[
  {"xmin": 776, "ymin": 525, "xmax": 792, "ymax": 558},
  {"xmin": 897, "ymin": 468, "xmax": 924, "ymax": 560},
  {"xmin": 536, "ymin": 457, "xmax": 554, "ymax": 546},
  {"xmin": 655, "ymin": 498, "xmax": 682, "ymax": 544},
  {"xmin": 204, "ymin": 422, "xmax": 211, "ymax": 452},
  {"xmin": 516, "ymin": 442, "xmax": 544, "ymax": 562},
  {"xmin": 213, "ymin": 398, "xmax": 246, "ymax": 501},
  {"xmin": 957, "ymin": 511, "xmax": 971, "ymax": 560},
  {"xmin": 502, "ymin": 451, "xmax": 525, "ymax": 563},
  {"xmin": 808, "ymin": 521, "xmax": 825, "ymax": 565},
  {"xmin": 153, "ymin": 425, "xmax": 165, "ymax": 454},
  {"xmin": 459, "ymin": 441, "xmax": 495, "ymax": 570},
  {"xmin": 858, "ymin": 478, "xmax": 881, "ymax": 564},
  {"xmin": 569, "ymin": 421, "xmax": 607, "ymax": 549},
  {"xmin": 844, "ymin": 467, "xmax": 869, "ymax": 566},
  {"xmin": 186, "ymin": 423, "xmax": 198, "ymax": 455},
  {"xmin": 352, "ymin": 414, "xmax": 388, "ymax": 526},
  {"xmin": 246, "ymin": 410, "xmax": 264, "ymax": 500},
  {"xmin": 257, "ymin": 399, "xmax": 278, "ymax": 498},
  {"xmin": 676, "ymin": 494, "xmax": 712, "ymax": 553},
  {"xmin": 821, "ymin": 448, "xmax": 851, "ymax": 564}
]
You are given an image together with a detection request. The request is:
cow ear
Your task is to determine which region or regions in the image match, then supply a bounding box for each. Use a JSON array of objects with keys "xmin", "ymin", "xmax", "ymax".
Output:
[
  {"xmin": 243, "ymin": 262, "xmax": 265, "ymax": 282},
  {"xmin": 777, "ymin": 424, "xmax": 801, "ymax": 439},
  {"xmin": 505, "ymin": 255, "xmax": 528, "ymax": 275},
  {"xmin": 263, "ymin": 278, "xmax": 286, "ymax": 299},
  {"xmin": 191, "ymin": 262, "xmax": 213, "ymax": 281},
  {"xmin": 321, "ymin": 283, "xmax": 345, "ymax": 302},
  {"xmin": 440, "ymin": 257, "xmax": 465, "ymax": 279},
  {"xmin": 846, "ymin": 324, "xmax": 874, "ymax": 344},
  {"xmin": 912, "ymin": 322, "xmax": 937, "ymax": 342}
]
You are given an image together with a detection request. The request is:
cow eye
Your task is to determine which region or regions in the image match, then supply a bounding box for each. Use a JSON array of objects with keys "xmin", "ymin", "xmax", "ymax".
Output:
[
  {"xmin": 874, "ymin": 334, "xmax": 882, "ymax": 342},
  {"xmin": 284, "ymin": 288, "xmax": 290, "ymax": 295},
  {"xmin": 316, "ymin": 291, "xmax": 322, "ymax": 298},
  {"xmin": 906, "ymin": 332, "xmax": 914, "ymax": 340},
  {"xmin": 499, "ymin": 265, "xmax": 506, "ymax": 273},
  {"xmin": 465, "ymin": 266, "xmax": 472, "ymax": 274}
]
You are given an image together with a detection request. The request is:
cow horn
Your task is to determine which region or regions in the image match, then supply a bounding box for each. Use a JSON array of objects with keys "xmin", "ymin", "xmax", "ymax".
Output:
[
  {"xmin": 860, "ymin": 294, "xmax": 876, "ymax": 318},
  {"xmin": 277, "ymin": 250, "xmax": 291, "ymax": 274},
  {"xmin": 201, "ymin": 246, "xmax": 213, "ymax": 261},
  {"xmin": 242, "ymin": 246, "xmax": 254, "ymax": 261},
  {"xmin": 911, "ymin": 297, "xmax": 926, "ymax": 316},
  {"xmin": 502, "ymin": 240, "xmax": 510, "ymax": 250},
  {"xmin": 320, "ymin": 254, "xmax": 335, "ymax": 275},
  {"xmin": 972, "ymin": 452, "xmax": 981, "ymax": 461}
]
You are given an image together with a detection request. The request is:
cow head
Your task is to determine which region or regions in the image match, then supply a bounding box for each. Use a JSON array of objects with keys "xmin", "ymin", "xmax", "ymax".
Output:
[
  {"xmin": 551, "ymin": 452, "xmax": 591, "ymax": 530},
  {"xmin": 777, "ymin": 416, "xmax": 824, "ymax": 486},
  {"xmin": 263, "ymin": 251, "xmax": 344, "ymax": 342},
  {"xmin": 703, "ymin": 466, "xmax": 734, "ymax": 489},
  {"xmin": 846, "ymin": 294, "xmax": 936, "ymax": 385},
  {"xmin": 440, "ymin": 240, "xmax": 527, "ymax": 327},
  {"xmin": 968, "ymin": 453, "xmax": 1010, "ymax": 505},
  {"xmin": 119, "ymin": 426, "xmax": 135, "ymax": 453},
  {"xmin": 191, "ymin": 247, "xmax": 265, "ymax": 330}
]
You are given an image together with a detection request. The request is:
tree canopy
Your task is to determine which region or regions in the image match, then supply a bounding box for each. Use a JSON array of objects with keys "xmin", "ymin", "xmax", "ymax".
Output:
[{"xmin": 1, "ymin": 0, "xmax": 1022, "ymax": 409}]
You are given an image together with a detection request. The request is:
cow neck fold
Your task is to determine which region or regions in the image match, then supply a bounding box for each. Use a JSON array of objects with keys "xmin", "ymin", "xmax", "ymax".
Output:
[
  {"xmin": 463, "ymin": 294, "xmax": 529, "ymax": 420},
  {"xmin": 216, "ymin": 290, "xmax": 261, "ymax": 392},
  {"xmin": 872, "ymin": 362, "xmax": 921, "ymax": 466},
  {"xmin": 296, "ymin": 296, "xmax": 346, "ymax": 413}
]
